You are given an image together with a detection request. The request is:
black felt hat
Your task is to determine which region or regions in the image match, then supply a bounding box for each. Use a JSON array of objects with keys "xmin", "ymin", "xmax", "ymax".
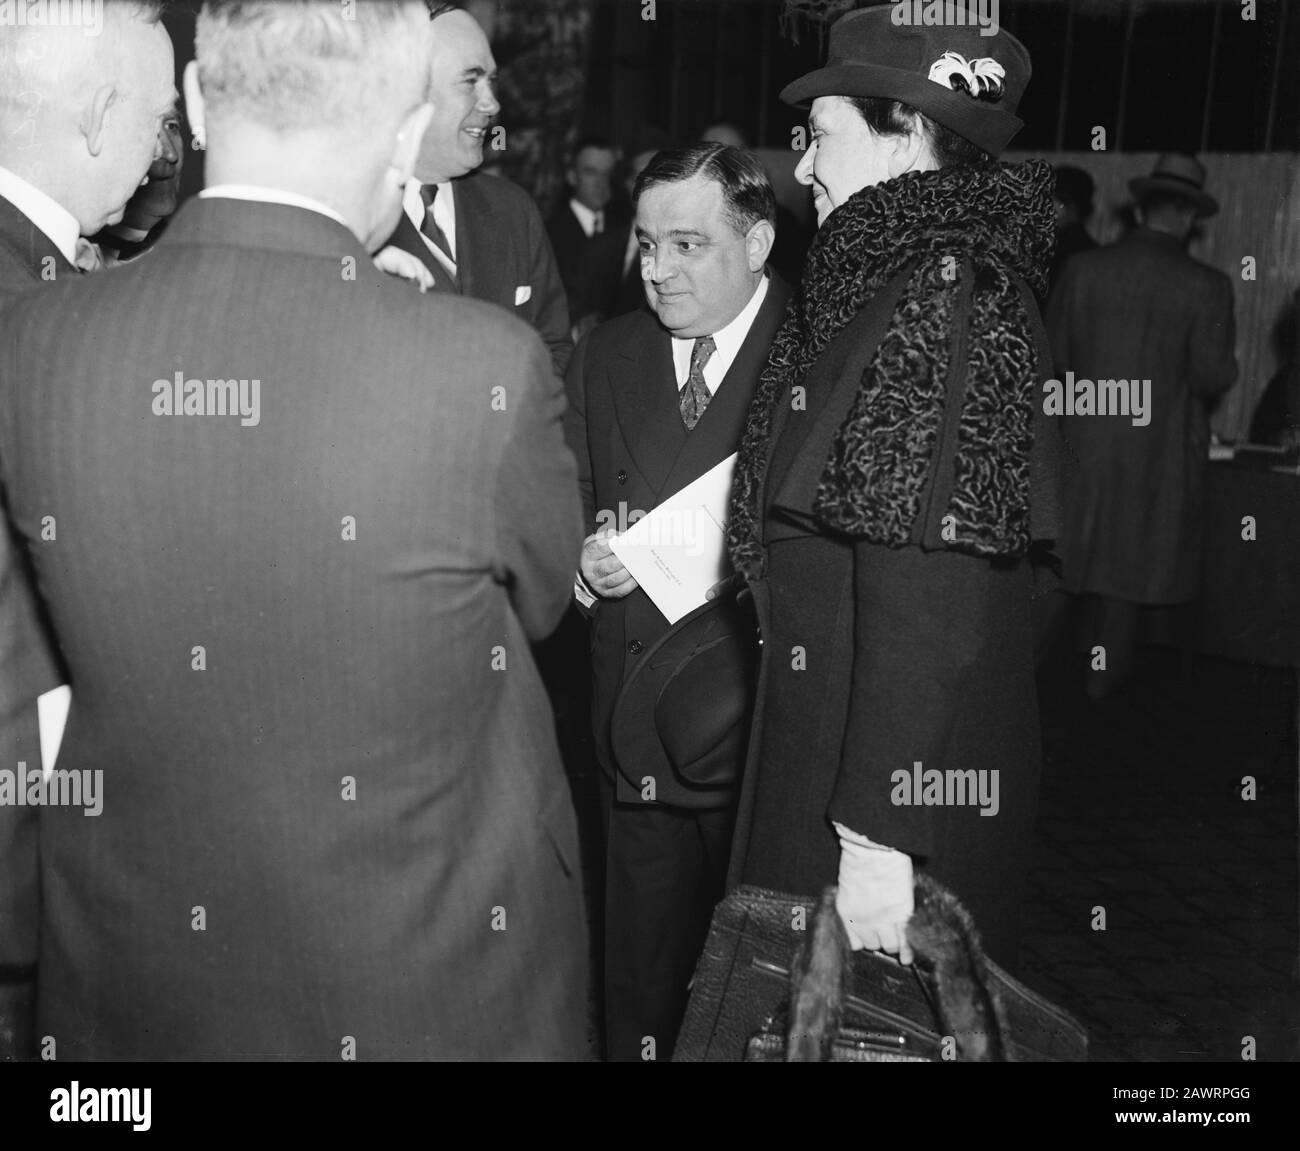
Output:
[
  {"xmin": 610, "ymin": 596, "xmax": 759, "ymax": 811},
  {"xmin": 780, "ymin": 2, "xmax": 1031, "ymax": 157}
]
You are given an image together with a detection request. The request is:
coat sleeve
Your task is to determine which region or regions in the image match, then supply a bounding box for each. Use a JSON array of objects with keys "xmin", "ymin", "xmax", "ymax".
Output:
[
  {"xmin": 522, "ymin": 196, "xmax": 574, "ymax": 378},
  {"xmin": 561, "ymin": 331, "xmax": 601, "ymax": 619},
  {"xmin": 1186, "ymin": 269, "xmax": 1237, "ymax": 399},
  {"xmin": 494, "ymin": 334, "xmax": 584, "ymax": 641},
  {"xmin": 826, "ymin": 543, "xmax": 1010, "ymax": 859}
]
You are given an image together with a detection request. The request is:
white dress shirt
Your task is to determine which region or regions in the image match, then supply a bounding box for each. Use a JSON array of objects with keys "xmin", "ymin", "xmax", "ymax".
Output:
[
  {"xmin": 199, "ymin": 184, "xmax": 348, "ymax": 227},
  {"xmin": 670, "ymin": 274, "xmax": 770, "ymax": 393},
  {"xmin": 402, "ymin": 178, "xmax": 457, "ymax": 276},
  {"xmin": 0, "ymin": 165, "xmax": 81, "ymax": 266},
  {"xmin": 568, "ymin": 199, "xmax": 604, "ymax": 238}
]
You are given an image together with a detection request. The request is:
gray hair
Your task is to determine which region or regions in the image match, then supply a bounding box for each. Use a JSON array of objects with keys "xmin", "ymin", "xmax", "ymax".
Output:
[
  {"xmin": 0, "ymin": 1, "xmax": 164, "ymax": 134},
  {"xmin": 196, "ymin": 0, "xmax": 432, "ymax": 134}
]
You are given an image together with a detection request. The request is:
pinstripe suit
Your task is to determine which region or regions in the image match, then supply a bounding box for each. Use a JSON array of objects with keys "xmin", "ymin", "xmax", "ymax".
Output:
[{"xmin": 0, "ymin": 196, "xmax": 589, "ymax": 1059}]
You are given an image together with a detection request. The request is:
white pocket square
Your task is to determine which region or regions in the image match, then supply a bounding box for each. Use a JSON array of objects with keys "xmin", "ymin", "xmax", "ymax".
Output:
[{"xmin": 514, "ymin": 285, "xmax": 532, "ymax": 306}]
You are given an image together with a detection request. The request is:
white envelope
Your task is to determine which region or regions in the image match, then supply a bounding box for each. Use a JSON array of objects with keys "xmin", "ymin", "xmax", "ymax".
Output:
[{"xmin": 609, "ymin": 453, "xmax": 737, "ymax": 625}]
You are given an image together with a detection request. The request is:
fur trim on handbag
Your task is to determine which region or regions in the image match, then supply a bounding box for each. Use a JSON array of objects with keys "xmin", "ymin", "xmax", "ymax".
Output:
[
  {"xmin": 786, "ymin": 874, "xmax": 1009, "ymax": 1062},
  {"xmin": 728, "ymin": 160, "xmax": 1054, "ymax": 582}
]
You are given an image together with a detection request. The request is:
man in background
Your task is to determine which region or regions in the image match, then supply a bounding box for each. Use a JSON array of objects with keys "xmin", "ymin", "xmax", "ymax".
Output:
[
  {"xmin": 546, "ymin": 136, "xmax": 627, "ymax": 338},
  {"xmin": 1045, "ymin": 154, "xmax": 1237, "ymax": 698},
  {"xmin": 0, "ymin": 0, "xmax": 587, "ymax": 1060},
  {"xmin": 1048, "ymin": 164, "xmax": 1096, "ymax": 295},
  {"xmin": 381, "ymin": 1, "xmax": 572, "ymax": 374}
]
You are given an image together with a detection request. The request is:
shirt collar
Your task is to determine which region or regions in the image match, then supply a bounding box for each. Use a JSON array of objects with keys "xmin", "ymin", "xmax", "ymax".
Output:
[
  {"xmin": 199, "ymin": 184, "xmax": 349, "ymax": 228},
  {"xmin": 670, "ymin": 273, "xmax": 770, "ymax": 382},
  {"xmin": 402, "ymin": 178, "xmax": 456, "ymax": 263},
  {"xmin": 0, "ymin": 166, "xmax": 81, "ymax": 266},
  {"xmin": 568, "ymin": 198, "xmax": 603, "ymax": 237}
]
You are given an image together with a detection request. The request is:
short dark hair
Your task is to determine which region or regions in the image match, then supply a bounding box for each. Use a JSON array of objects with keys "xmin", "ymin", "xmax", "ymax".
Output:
[
  {"xmin": 633, "ymin": 142, "xmax": 776, "ymax": 235},
  {"xmin": 569, "ymin": 135, "xmax": 615, "ymax": 163},
  {"xmin": 1054, "ymin": 165, "xmax": 1095, "ymax": 219},
  {"xmin": 846, "ymin": 97, "xmax": 990, "ymax": 169}
]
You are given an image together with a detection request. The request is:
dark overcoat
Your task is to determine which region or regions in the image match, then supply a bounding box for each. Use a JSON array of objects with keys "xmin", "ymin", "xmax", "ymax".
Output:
[
  {"xmin": 727, "ymin": 264, "xmax": 1062, "ymax": 970},
  {"xmin": 1046, "ymin": 228, "xmax": 1237, "ymax": 604}
]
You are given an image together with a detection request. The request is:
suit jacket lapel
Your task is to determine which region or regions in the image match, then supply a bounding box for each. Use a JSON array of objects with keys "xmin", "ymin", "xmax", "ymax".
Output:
[
  {"xmin": 452, "ymin": 176, "xmax": 490, "ymax": 301},
  {"xmin": 610, "ymin": 314, "xmax": 686, "ymax": 498}
]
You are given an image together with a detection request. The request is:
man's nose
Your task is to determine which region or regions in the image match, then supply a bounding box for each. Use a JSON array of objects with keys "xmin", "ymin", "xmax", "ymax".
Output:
[
  {"xmin": 479, "ymin": 84, "xmax": 501, "ymax": 117},
  {"xmin": 647, "ymin": 249, "xmax": 676, "ymax": 283},
  {"xmin": 158, "ymin": 127, "xmax": 180, "ymax": 164}
]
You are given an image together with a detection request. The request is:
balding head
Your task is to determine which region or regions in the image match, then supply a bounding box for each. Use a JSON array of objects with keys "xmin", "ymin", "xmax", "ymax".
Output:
[
  {"xmin": 0, "ymin": 2, "xmax": 175, "ymax": 234},
  {"xmin": 186, "ymin": 0, "xmax": 435, "ymax": 249}
]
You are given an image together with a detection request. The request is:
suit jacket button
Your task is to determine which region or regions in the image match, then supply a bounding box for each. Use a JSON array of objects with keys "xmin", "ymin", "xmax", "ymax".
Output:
[
  {"xmin": 627, "ymin": 639, "xmax": 643, "ymax": 655},
  {"xmin": 617, "ymin": 470, "xmax": 628, "ymax": 485}
]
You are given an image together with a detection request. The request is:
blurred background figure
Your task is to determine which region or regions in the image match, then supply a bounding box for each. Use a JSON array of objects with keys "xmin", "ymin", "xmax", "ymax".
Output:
[
  {"xmin": 1044, "ymin": 154, "xmax": 1238, "ymax": 699},
  {"xmin": 545, "ymin": 135, "xmax": 628, "ymax": 339},
  {"xmin": 701, "ymin": 120, "xmax": 810, "ymax": 288},
  {"xmin": 1048, "ymin": 163, "xmax": 1096, "ymax": 295},
  {"xmin": 1249, "ymin": 289, "xmax": 1300, "ymax": 449}
]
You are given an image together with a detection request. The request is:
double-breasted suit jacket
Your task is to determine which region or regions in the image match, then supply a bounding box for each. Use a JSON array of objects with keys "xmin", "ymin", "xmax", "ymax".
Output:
[{"xmin": 563, "ymin": 275, "xmax": 791, "ymax": 803}]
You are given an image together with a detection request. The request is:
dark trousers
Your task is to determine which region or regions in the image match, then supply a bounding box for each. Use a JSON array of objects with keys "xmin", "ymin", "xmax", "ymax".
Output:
[{"xmin": 600, "ymin": 772, "xmax": 735, "ymax": 1062}]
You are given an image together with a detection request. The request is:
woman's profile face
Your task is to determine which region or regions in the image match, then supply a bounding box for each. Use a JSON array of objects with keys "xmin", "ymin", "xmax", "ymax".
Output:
[{"xmin": 794, "ymin": 96, "xmax": 900, "ymax": 227}]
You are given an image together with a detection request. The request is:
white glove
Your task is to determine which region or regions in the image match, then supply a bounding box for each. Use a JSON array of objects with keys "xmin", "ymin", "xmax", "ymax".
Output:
[{"xmin": 833, "ymin": 822, "xmax": 915, "ymax": 965}]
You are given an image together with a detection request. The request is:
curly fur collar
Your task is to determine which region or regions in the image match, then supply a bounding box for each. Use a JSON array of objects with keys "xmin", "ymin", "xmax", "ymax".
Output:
[{"xmin": 728, "ymin": 160, "xmax": 1054, "ymax": 581}]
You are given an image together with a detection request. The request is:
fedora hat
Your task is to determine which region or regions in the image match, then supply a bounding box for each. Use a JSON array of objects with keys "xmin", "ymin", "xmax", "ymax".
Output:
[
  {"xmin": 1128, "ymin": 153, "xmax": 1218, "ymax": 218},
  {"xmin": 780, "ymin": 2, "xmax": 1031, "ymax": 157},
  {"xmin": 610, "ymin": 595, "xmax": 759, "ymax": 811}
]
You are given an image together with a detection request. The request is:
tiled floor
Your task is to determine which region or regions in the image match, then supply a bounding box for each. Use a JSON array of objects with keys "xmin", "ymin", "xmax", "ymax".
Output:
[{"xmin": 1023, "ymin": 648, "xmax": 1298, "ymax": 1062}]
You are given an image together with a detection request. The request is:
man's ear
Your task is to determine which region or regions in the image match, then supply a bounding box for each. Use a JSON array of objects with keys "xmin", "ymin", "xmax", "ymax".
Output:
[
  {"xmin": 182, "ymin": 61, "xmax": 205, "ymax": 147},
  {"xmin": 83, "ymin": 83, "xmax": 116, "ymax": 158},
  {"xmin": 745, "ymin": 218, "xmax": 775, "ymax": 273},
  {"xmin": 392, "ymin": 101, "xmax": 435, "ymax": 185}
]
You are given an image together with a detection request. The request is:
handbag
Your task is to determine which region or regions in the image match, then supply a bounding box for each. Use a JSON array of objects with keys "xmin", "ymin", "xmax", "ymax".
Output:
[{"xmin": 673, "ymin": 877, "xmax": 1088, "ymax": 1062}]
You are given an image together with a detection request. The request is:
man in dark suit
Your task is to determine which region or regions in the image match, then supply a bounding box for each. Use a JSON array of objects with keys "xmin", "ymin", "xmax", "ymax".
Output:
[
  {"xmin": 0, "ymin": 0, "xmax": 588, "ymax": 1060},
  {"xmin": 565, "ymin": 143, "xmax": 789, "ymax": 1061},
  {"xmin": 378, "ymin": 2, "xmax": 572, "ymax": 375},
  {"xmin": 545, "ymin": 137, "xmax": 627, "ymax": 337},
  {"xmin": 0, "ymin": 2, "xmax": 177, "ymax": 1055}
]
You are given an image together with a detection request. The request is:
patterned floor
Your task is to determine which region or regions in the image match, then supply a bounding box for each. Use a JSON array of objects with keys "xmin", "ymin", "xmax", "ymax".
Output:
[{"xmin": 1023, "ymin": 648, "xmax": 1298, "ymax": 1062}]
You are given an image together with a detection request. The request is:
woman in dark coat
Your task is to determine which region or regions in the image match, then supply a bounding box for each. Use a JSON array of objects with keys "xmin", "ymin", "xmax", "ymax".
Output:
[{"xmin": 725, "ymin": 8, "xmax": 1063, "ymax": 971}]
